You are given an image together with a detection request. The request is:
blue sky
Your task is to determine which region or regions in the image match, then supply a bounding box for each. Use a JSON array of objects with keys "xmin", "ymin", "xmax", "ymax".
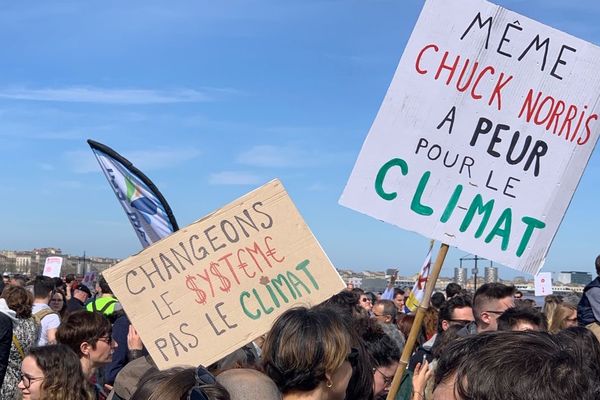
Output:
[{"xmin": 0, "ymin": 0, "xmax": 599, "ymax": 280}]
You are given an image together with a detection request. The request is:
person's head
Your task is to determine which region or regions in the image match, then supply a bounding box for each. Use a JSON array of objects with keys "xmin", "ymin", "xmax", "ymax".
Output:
[
  {"xmin": 33, "ymin": 275, "xmax": 55, "ymax": 301},
  {"xmin": 358, "ymin": 292, "xmax": 373, "ymax": 312},
  {"xmin": 430, "ymin": 325, "xmax": 463, "ymax": 360},
  {"xmin": 53, "ymin": 277, "xmax": 66, "ymax": 293},
  {"xmin": 549, "ymin": 303, "xmax": 578, "ymax": 333},
  {"xmin": 372, "ymin": 300, "xmax": 397, "ymax": 325},
  {"xmin": 433, "ymin": 331, "xmax": 599, "ymax": 400},
  {"xmin": 514, "ymin": 290, "xmax": 523, "ymax": 299},
  {"xmin": 2, "ymin": 272, "xmax": 9, "ymax": 284},
  {"xmin": 1, "ymin": 285, "xmax": 33, "ymax": 318},
  {"xmin": 361, "ymin": 323, "xmax": 400, "ymax": 397},
  {"xmin": 323, "ymin": 290, "xmax": 364, "ymax": 320},
  {"xmin": 73, "ymin": 284, "xmax": 92, "ymax": 303},
  {"xmin": 472, "ymin": 283, "xmax": 515, "ymax": 332},
  {"xmin": 56, "ymin": 310, "xmax": 115, "ymax": 373},
  {"xmin": 216, "ymin": 368, "xmax": 281, "ymax": 400},
  {"xmin": 430, "ymin": 292, "xmax": 446, "ymax": 310},
  {"xmin": 393, "ymin": 288, "xmax": 405, "ymax": 312},
  {"xmin": 543, "ymin": 295, "xmax": 563, "ymax": 327},
  {"xmin": 596, "ymin": 254, "xmax": 600, "ymax": 276},
  {"xmin": 18, "ymin": 344, "xmax": 93, "ymax": 400},
  {"xmin": 554, "ymin": 326, "xmax": 600, "ymax": 382},
  {"xmin": 131, "ymin": 366, "xmax": 229, "ymax": 400},
  {"xmin": 437, "ymin": 295, "xmax": 474, "ymax": 333},
  {"xmin": 10, "ymin": 274, "xmax": 27, "ymax": 287},
  {"xmin": 49, "ymin": 289, "xmax": 67, "ymax": 315},
  {"xmin": 445, "ymin": 283, "xmax": 462, "ymax": 299},
  {"xmin": 96, "ymin": 275, "xmax": 112, "ymax": 295},
  {"xmin": 346, "ymin": 282, "xmax": 354, "ymax": 291},
  {"xmin": 497, "ymin": 306, "xmax": 547, "ymax": 331},
  {"xmin": 262, "ymin": 307, "xmax": 354, "ymax": 399},
  {"xmin": 423, "ymin": 306, "xmax": 439, "ymax": 340},
  {"xmin": 65, "ymin": 274, "xmax": 76, "ymax": 285}
]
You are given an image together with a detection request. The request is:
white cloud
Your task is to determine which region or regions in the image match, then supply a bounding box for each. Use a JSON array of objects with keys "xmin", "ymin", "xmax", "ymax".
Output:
[
  {"xmin": 0, "ymin": 87, "xmax": 225, "ymax": 104},
  {"xmin": 65, "ymin": 147, "xmax": 201, "ymax": 173},
  {"xmin": 208, "ymin": 171, "xmax": 263, "ymax": 185}
]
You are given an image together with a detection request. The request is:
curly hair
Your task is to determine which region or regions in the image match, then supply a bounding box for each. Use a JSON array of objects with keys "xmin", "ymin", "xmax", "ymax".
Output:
[
  {"xmin": 28, "ymin": 344, "xmax": 93, "ymax": 400},
  {"xmin": 1, "ymin": 285, "xmax": 33, "ymax": 318}
]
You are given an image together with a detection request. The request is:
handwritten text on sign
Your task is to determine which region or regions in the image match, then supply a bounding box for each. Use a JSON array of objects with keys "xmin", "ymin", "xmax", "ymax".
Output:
[
  {"xmin": 104, "ymin": 179, "xmax": 344, "ymax": 370},
  {"xmin": 340, "ymin": 0, "xmax": 600, "ymax": 274}
]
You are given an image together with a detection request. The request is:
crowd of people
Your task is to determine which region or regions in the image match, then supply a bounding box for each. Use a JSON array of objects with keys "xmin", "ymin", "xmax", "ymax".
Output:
[{"xmin": 0, "ymin": 255, "xmax": 599, "ymax": 400}]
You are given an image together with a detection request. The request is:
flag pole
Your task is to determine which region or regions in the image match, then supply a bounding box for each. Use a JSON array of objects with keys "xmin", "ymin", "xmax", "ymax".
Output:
[{"xmin": 386, "ymin": 242, "xmax": 449, "ymax": 400}]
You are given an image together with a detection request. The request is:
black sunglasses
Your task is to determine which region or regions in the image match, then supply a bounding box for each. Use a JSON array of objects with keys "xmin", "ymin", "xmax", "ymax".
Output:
[{"xmin": 187, "ymin": 366, "xmax": 217, "ymax": 400}]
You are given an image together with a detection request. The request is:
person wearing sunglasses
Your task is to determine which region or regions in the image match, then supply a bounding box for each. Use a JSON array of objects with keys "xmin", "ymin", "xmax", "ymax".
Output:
[
  {"xmin": 130, "ymin": 365, "xmax": 229, "ymax": 400},
  {"xmin": 18, "ymin": 344, "xmax": 93, "ymax": 400},
  {"xmin": 408, "ymin": 295, "xmax": 474, "ymax": 372},
  {"xmin": 262, "ymin": 307, "xmax": 355, "ymax": 400}
]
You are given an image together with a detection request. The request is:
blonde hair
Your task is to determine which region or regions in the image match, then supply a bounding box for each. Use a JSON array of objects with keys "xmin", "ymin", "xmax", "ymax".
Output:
[
  {"xmin": 548, "ymin": 303, "xmax": 577, "ymax": 333},
  {"xmin": 543, "ymin": 295, "xmax": 562, "ymax": 328}
]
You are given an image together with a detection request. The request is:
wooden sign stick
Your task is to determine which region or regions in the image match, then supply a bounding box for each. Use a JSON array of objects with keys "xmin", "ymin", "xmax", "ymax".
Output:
[{"xmin": 386, "ymin": 242, "xmax": 449, "ymax": 400}]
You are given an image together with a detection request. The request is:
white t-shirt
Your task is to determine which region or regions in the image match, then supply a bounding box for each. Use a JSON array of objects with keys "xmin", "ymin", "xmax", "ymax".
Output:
[{"xmin": 32, "ymin": 303, "xmax": 60, "ymax": 346}]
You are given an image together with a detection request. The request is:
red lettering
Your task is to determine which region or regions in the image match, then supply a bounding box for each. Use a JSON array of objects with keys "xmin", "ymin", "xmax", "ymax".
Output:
[
  {"xmin": 488, "ymin": 72, "xmax": 513, "ymax": 111},
  {"xmin": 415, "ymin": 44, "xmax": 438, "ymax": 75}
]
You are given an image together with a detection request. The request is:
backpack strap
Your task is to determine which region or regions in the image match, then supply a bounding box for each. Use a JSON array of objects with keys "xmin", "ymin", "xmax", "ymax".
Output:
[
  {"xmin": 33, "ymin": 308, "xmax": 57, "ymax": 325},
  {"xmin": 12, "ymin": 334, "xmax": 25, "ymax": 360}
]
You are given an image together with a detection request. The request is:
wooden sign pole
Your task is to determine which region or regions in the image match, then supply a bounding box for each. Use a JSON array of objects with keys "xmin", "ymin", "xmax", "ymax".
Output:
[{"xmin": 386, "ymin": 242, "xmax": 449, "ymax": 400}]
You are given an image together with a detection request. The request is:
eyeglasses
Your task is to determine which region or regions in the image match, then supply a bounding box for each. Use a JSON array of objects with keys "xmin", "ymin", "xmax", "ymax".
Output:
[
  {"xmin": 448, "ymin": 319, "xmax": 473, "ymax": 327},
  {"xmin": 361, "ymin": 298, "xmax": 372, "ymax": 303},
  {"xmin": 20, "ymin": 372, "xmax": 44, "ymax": 389},
  {"xmin": 97, "ymin": 336, "xmax": 114, "ymax": 345},
  {"xmin": 374, "ymin": 367, "xmax": 394, "ymax": 388},
  {"xmin": 187, "ymin": 366, "xmax": 216, "ymax": 400},
  {"xmin": 347, "ymin": 348, "xmax": 359, "ymax": 367}
]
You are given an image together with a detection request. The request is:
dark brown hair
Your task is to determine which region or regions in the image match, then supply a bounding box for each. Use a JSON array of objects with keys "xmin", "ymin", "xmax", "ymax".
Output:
[
  {"xmin": 131, "ymin": 367, "xmax": 230, "ymax": 400},
  {"xmin": 1, "ymin": 285, "xmax": 33, "ymax": 318},
  {"xmin": 28, "ymin": 344, "xmax": 94, "ymax": 400},
  {"xmin": 262, "ymin": 307, "xmax": 352, "ymax": 394},
  {"xmin": 55, "ymin": 310, "xmax": 111, "ymax": 356}
]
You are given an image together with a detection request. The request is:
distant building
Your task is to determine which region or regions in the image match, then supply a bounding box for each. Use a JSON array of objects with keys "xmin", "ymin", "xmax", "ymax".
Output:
[
  {"xmin": 484, "ymin": 266, "xmax": 498, "ymax": 283},
  {"xmin": 552, "ymin": 271, "xmax": 592, "ymax": 285},
  {"xmin": 362, "ymin": 277, "xmax": 387, "ymax": 292},
  {"xmin": 454, "ymin": 267, "xmax": 467, "ymax": 287}
]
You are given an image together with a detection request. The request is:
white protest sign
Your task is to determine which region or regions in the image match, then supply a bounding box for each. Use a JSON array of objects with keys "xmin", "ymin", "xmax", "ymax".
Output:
[
  {"xmin": 43, "ymin": 257, "xmax": 63, "ymax": 278},
  {"xmin": 534, "ymin": 272, "xmax": 553, "ymax": 296},
  {"xmin": 340, "ymin": 0, "xmax": 600, "ymax": 274},
  {"xmin": 103, "ymin": 179, "xmax": 344, "ymax": 370}
]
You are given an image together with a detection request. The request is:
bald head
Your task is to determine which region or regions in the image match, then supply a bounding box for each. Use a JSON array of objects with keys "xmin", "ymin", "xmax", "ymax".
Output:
[{"xmin": 217, "ymin": 369, "xmax": 281, "ymax": 400}]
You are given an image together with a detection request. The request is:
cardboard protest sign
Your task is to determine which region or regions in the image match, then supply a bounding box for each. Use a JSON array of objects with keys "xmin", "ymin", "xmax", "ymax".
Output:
[
  {"xmin": 103, "ymin": 179, "xmax": 344, "ymax": 370},
  {"xmin": 340, "ymin": 0, "xmax": 600, "ymax": 274},
  {"xmin": 43, "ymin": 256, "xmax": 63, "ymax": 278}
]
